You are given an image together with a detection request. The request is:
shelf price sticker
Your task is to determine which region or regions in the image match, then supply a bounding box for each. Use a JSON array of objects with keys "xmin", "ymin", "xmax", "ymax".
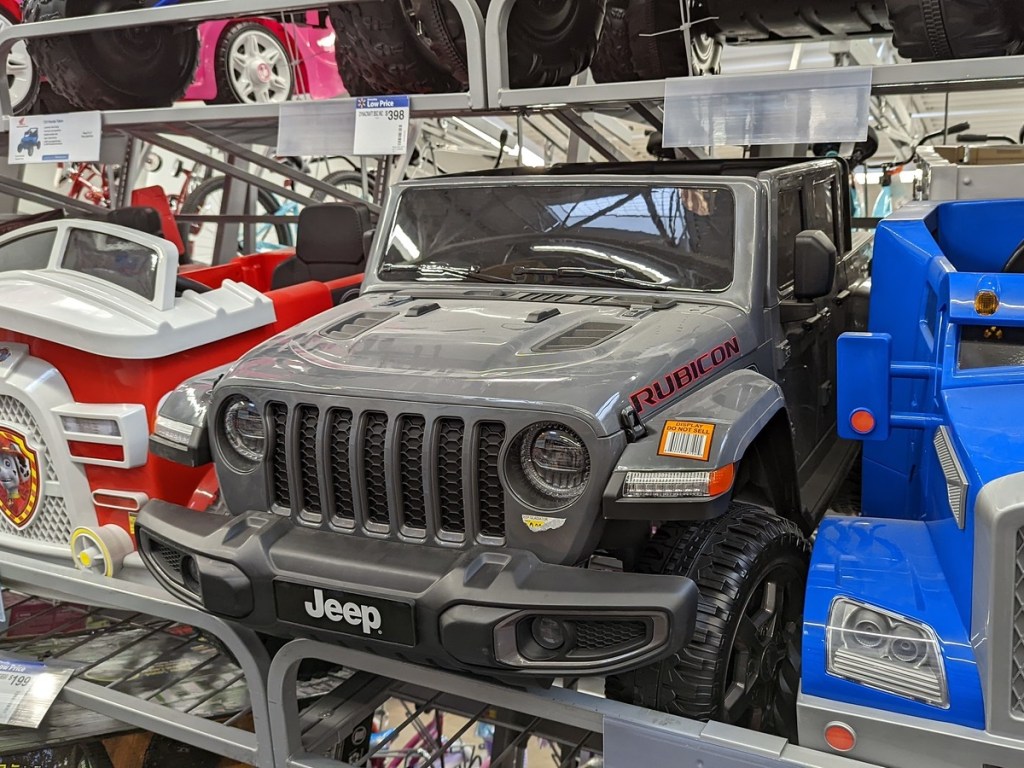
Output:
[
  {"xmin": 353, "ymin": 95, "xmax": 410, "ymax": 156},
  {"xmin": 658, "ymin": 421, "xmax": 715, "ymax": 461},
  {"xmin": 0, "ymin": 657, "xmax": 74, "ymax": 728}
]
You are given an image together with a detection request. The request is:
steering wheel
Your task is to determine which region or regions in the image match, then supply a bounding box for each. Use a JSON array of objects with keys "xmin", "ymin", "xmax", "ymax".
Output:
[{"xmin": 175, "ymin": 275, "xmax": 213, "ymax": 296}]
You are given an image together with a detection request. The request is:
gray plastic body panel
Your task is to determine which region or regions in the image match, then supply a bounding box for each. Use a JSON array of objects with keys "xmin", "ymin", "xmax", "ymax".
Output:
[{"xmin": 799, "ymin": 689, "xmax": 1024, "ymax": 768}]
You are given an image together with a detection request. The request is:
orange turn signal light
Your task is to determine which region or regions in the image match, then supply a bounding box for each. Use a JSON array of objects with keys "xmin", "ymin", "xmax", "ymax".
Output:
[
  {"xmin": 975, "ymin": 290, "xmax": 999, "ymax": 316},
  {"xmin": 850, "ymin": 409, "xmax": 876, "ymax": 435},
  {"xmin": 708, "ymin": 464, "xmax": 735, "ymax": 497},
  {"xmin": 824, "ymin": 722, "xmax": 856, "ymax": 753}
]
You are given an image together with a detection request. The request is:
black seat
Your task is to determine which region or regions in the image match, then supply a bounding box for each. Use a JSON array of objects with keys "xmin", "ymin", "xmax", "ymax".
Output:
[
  {"xmin": 1005, "ymin": 237, "xmax": 1024, "ymax": 273},
  {"xmin": 271, "ymin": 203, "xmax": 371, "ymax": 290},
  {"xmin": 103, "ymin": 206, "xmax": 164, "ymax": 238}
]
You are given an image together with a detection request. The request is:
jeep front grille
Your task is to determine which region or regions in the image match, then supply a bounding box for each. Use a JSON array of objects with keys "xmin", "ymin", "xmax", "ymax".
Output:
[
  {"xmin": 268, "ymin": 403, "xmax": 508, "ymax": 544},
  {"xmin": 1012, "ymin": 528, "xmax": 1024, "ymax": 716}
]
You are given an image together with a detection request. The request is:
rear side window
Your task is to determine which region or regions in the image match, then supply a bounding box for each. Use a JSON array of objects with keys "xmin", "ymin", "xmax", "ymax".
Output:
[
  {"xmin": 0, "ymin": 229, "xmax": 57, "ymax": 273},
  {"xmin": 777, "ymin": 187, "xmax": 803, "ymax": 290},
  {"xmin": 810, "ymin": 178, "xmax": 837, "ymax": 245}
]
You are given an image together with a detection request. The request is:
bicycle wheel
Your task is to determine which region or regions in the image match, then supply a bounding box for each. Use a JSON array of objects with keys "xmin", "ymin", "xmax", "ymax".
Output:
[
  {"xmin": 311, "ymin": 170, "xmax": 375, "ymax": 202},
  {"xmin": 180, "ymin": 175, "xmax": 294, "ymax": 264}
]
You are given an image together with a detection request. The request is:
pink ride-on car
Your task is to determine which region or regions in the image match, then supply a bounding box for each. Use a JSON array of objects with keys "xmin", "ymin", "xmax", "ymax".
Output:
[{"xmin": 186, "ymin": 11, "xmax": 344, "ymax": 104}]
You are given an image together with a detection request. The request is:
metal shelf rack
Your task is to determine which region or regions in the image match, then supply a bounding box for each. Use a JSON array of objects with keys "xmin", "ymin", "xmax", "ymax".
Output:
[{"xmin": 0, "ymin": 549, "xmax": 275, "ymax": 767}]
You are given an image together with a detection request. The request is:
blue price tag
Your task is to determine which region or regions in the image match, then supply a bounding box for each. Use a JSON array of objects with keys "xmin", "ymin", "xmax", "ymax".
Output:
[{"xmin": 353, "ymin": 95, "xmax": 410, "ymax": 156}]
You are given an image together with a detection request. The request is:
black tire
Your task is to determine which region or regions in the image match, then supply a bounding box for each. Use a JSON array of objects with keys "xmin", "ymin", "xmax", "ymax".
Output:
[
  {"xmin": 328, "ymin": 1, "xmax": 459, "ymax": 96},
  {"xmin": 212, "ymin": 22, "xmax": 295, "ymax": 105},
  {"xmin": 329, "ymin": 0, "xmax": 605, "ymax": 94},
  {"xmin": 416, "ymin": 0, "xmax": 607, "ymax": 89},
  {"xmin": 180, "ymin": 176, "xmax": 293, "ymax": 262},
  {"xmin": 311, "ymin": 170, "xmax": 375, "ymax": 202},
  {"xmin": 606, "ymin": 504, "xmax": 809, "ymax": 740},
  {"xmin": 590, "ymin": 0, "xmax": 639, "ymax": 82},
  {"xmin": 625, "ymin": 0, "xmax": 721, "ymax": 79},
  {"xmin": 886, "ymin": 0, "xmax": 1023, "ymax": 60},
  {"xmin": 23, "ymin": 0, "xmax": 199, "ymax": 111},
  {"xmin": 504, "ymin": 0, "xmax": 607, "ymax": 88},
  {"xmin": 31, "ymin": 81, "xmax": 77, "ymax": 114}
]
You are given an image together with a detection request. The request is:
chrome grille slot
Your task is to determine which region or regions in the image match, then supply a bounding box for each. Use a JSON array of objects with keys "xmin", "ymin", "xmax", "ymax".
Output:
[
  {"xmin": 398, "ymin": 415, "xmax": 427, "ymax": 532},
  {"xmin": 269, "ymin": 403, "xmax": 289, "ymax": 508},
  {"xmin": 263, "ymin": 400, "xmax": 509, "ymax": 546},
  {"xmin": 436, "ymin": 418, "xmax": 466, "ymax": 537},
  {"xmin": 1013, "ymin": 528, "xmax": 1024, "ymax": 717},
  {"xmin": 477, "ymin": 423, "xmax": 506, "ymax": 538},
  {"xmin": 362, "ymin": 413, "xmax": 390, "ymax": 527},
  {"xmin": 328, "ymin": 409, "xmax": 355, "ymax": 526}
]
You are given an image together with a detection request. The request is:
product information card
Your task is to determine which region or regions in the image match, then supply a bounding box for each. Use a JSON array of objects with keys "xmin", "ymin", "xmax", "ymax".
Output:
[
  {"xmin": 0, "ymin": 657, "xmax": 74, "ymax": 728},
  {"xmin": 8, "ymin": 111, "xmax": 102, "ymax": 165}
]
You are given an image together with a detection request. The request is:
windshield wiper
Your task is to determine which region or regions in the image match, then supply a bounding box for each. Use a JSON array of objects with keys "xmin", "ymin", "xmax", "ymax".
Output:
[
  {"xmin": 511, "ymin": 265, "xmax": 683, "ymax": 292},
  {"xmin": 380, "ymin": 263, "xmax": 514, "ymax": 283}
]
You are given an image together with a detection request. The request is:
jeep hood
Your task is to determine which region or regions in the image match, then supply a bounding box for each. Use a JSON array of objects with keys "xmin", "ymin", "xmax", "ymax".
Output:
[{"xmin": 224, "ymin": 294, "xmax": 749, "ymax": 436}]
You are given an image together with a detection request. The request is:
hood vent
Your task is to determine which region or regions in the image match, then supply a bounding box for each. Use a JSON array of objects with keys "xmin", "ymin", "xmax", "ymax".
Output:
[
  {"xmin": 322, "ymin": 311, "xmax": 397, "ymax": 340},
  {"xmin": 534, "ymin": 321, "xmax": 629, "ymax": 352}
]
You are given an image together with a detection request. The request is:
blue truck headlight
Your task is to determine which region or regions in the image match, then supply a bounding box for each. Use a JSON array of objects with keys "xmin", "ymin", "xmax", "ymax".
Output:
[{"xmin": 826, "ymin": 598, "xmax": 948, "ymax": 708}]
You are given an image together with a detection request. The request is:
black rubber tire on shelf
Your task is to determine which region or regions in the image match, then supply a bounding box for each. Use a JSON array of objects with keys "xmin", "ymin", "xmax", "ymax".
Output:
[
  {"xmin": 22, "ymin": 0, "xmax": 199, "ymax": 111},
  {"xmin": 625, "ymin": 0, "xmax": 722, "ymax": 79},
  {"xmin": 589, "ymin": 0, "xmax": 640, "ymax": 82},
  {"xmin": 311, "ymin": 169, "xmax": 376, "ymax": 202},
  {"xmin": 327, "ymin": 1, "xmax": 459, "ymax": 96},
  {"xmin": 605, "ymin": 503, "xmax": 809, "ymax": 739},
  {"xmin": 179, "ymin": 175, "xmax": 294, "ymax": 257},
  {"xmin": 885, "ymin": 0, "xmax": 1024, "ymax": 60},
  {"xmin": 412, "ymin": 0, "xmax": 607, "ymax": 89},
  {"xmin": 211, "ymin": 21, "xmax": 295, "ymax": 105},
  {"xmin": 31, "ymin": 81, "xmax": 77, "ymax": 114}
]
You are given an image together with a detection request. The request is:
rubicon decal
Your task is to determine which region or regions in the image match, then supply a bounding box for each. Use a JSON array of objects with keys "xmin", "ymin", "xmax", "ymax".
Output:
[
  {"xmin": 0, "ymin": 427, "xmax": 41, "ymax": 530},
  {"xmin": 630, "ymin": 337, "xmax": 740, "ymax": 414}
]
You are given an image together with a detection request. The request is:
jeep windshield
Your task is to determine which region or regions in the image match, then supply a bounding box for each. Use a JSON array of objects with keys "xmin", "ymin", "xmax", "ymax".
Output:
[{"xmin": 379, "ymin": 183, "xmax": 736, "ymax": 292}]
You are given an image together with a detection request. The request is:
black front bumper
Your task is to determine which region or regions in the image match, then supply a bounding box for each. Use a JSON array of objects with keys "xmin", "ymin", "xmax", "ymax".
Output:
[{"xmin": 137, "ymin": 501, "xmax": 698, "ymax": 677}]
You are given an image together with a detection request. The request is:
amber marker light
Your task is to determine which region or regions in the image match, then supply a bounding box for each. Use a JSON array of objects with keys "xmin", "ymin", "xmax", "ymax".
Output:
[
  {"xmin": 707, "ymin": 464, "xmax": 735, "ymax": 496},
  {"xmin": 850, "ymin": 409, "xmax": 876, "ymax": 435},
  {"xmin": 975, "ymin": 290, "xmax": 999, "ymax": 316}
]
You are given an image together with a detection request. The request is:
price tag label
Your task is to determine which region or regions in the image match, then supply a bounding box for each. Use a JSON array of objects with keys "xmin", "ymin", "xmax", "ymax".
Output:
[
  {"xmin": 0, "ymin": 657, "xmax": 74, "ymax": 728},
  {"xmin": 353, "ymin": 95, "xmax": 410, "ymax": 156}
]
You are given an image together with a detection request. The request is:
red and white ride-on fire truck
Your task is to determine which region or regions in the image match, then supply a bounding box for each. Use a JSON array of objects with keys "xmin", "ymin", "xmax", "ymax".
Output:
[{"xmin": 0, "ymin": 203, "xmax": 368, "ymax": 577}]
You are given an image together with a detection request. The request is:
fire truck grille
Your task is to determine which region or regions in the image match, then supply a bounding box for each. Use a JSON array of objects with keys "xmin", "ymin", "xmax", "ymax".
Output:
[
  {"xmin": 1011, "ymin": 528, "xmax": 1024, "ymax": 716},
  {"xmin": 0, "ymin": 396, "xmax": 72, "ymax": 545},
  {"xmin": 268, "ymin": 402, "xmax": 507, "ymax": 545}
]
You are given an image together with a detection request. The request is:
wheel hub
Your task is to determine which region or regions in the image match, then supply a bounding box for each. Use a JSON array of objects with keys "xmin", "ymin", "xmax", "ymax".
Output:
[{"xmin": 251, "ymin": 60, "xmax": 273, "ymax": 84}]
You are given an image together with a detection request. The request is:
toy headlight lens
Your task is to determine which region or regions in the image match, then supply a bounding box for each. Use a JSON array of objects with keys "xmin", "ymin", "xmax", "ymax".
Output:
[
  {"xmin": 508, "ymin": 423, "xmax": 589, "ymax": 508},
  {"xmin": 222, "ymin": 397, "xmax": 266, "ymax": 465},
  {"xmin": 826, "ymin": 598, "xmax": 948, "ymax": 708}
]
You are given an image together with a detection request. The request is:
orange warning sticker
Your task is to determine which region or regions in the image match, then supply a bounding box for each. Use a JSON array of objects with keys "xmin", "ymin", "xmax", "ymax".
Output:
[{"xmin": 658, "ymin": 421, "xmax": 715, "ymax": 461}]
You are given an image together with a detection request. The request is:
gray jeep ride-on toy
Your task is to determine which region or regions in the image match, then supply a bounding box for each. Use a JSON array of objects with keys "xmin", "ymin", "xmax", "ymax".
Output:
[{"xmin": 137, "ymin": 157, "xmax": 869, "ymax": 735}]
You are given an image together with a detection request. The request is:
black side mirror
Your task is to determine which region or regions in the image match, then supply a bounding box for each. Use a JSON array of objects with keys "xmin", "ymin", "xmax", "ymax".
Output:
[{"xmin": 794, "ymin": 230, "xmax": 837, "ymax": 300}]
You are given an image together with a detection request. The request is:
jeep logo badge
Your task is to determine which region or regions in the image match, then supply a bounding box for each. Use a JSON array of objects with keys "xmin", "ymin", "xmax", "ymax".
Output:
[{"xmin": 304, "ymin": 588, "xmax": 383, "ymax": 635}]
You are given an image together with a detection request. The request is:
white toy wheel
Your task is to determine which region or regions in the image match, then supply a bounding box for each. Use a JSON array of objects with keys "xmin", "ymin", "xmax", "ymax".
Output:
[{"xmin": 70, "ymin": 525, "xmax": 134, "ymax": 577}]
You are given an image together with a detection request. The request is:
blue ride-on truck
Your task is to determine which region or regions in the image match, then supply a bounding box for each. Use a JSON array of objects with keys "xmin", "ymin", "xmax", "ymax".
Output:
[{"xmin": 798, "ymin": 198, "xmax": 1024, "ymax": 767}]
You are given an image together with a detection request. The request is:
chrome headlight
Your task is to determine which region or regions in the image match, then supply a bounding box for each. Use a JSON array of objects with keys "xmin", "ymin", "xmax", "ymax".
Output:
[
  {"xmin": 827, "ymin": 598, "xmax": 948, "ymax": 708},
  {"xmin": 221, "ymin": 396, "xmax": 266, "ymax": 467},
  {"xmin": 508, "ymin": 423, "xmax": 589, "ymax": 508}
]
